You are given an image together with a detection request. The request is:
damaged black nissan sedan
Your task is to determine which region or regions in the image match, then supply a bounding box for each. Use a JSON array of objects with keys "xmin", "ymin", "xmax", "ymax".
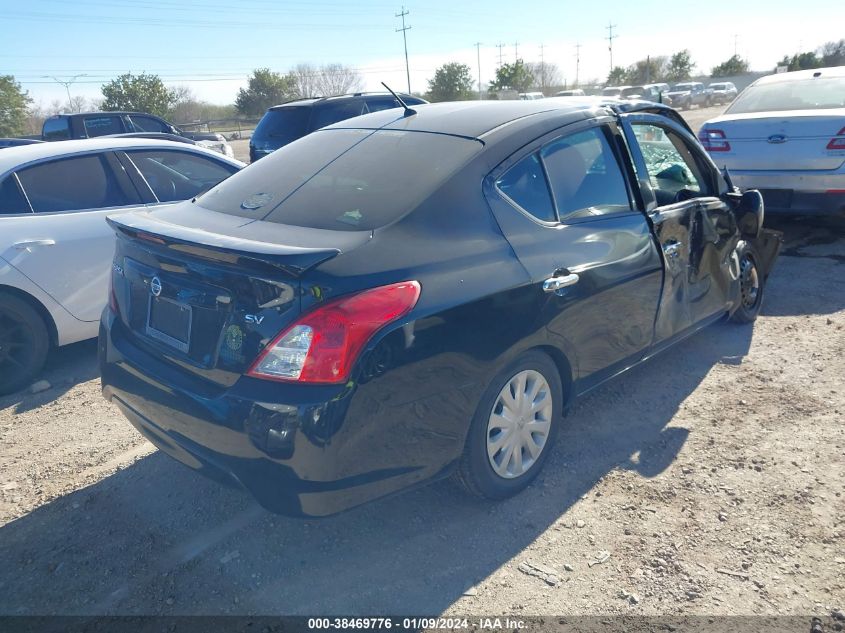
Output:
[{"xmin": 99, "ymin": 99, "xmax": 781, "ymax": 516}]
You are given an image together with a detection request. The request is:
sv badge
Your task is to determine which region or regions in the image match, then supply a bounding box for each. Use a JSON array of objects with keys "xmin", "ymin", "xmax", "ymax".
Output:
[{"xmin": 245, "ymin": 314, "xmax": 265, "ymax": 325}]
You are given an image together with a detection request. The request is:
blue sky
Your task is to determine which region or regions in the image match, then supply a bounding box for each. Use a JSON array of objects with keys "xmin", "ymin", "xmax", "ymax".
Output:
[{"xmin": 3, "ymin": 0, "xmax": 842, "ymax": 107}]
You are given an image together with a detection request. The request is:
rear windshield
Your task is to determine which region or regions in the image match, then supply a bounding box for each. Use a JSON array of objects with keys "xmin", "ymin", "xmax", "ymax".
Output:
[
  {"xmin": 198, "ymin": 128, "xmax": 482, "ymax": 231},
  {"xmin": 672, "ymin": 84, "xmax": 694, "ymax": 91},
  {"xmin": 710, "ymin": 83, "xmax": 726, "ymax": 90},
  {"xmin": 726, "ymin": 76, "xmax": 845, "ymax": 114},
  {"xmin": 252, "ymin": 107, "xmax": 311, "ymax": 145},
  {"xmin": 42, "ymin": 117, "xmax": 70, "ymax": 141},
  {"xmin": 621, "ymin": 87, "xmax": 643, "ymax": 97},
  {"xmin": 602, "ymin": 88, "xmax": 621, "ymax": 96}
]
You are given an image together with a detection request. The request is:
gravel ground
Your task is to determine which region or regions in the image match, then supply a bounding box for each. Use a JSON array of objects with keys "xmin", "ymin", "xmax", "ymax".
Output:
[{"xmin": 0, "ymin": 102, "xmax": 842, "ymax": 618}]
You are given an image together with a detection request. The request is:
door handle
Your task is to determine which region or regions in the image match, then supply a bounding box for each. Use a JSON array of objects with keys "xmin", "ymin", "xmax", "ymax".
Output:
[
  {"xmin": 662, "ymin": 241, "xmax": 682, "ymax": 258},
  {"xmin": 543, "ymin": 273, "xmax": 580, "ymax": 293},
  {"xmin": 14, "ymin": 239, "xmax": 56, "ymax": 251}
]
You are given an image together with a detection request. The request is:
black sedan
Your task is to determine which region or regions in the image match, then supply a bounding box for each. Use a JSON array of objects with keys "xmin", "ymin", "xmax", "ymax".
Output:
[{"xmin": 99, "ymin": 99, "xmax": 781, "ymax": 517}]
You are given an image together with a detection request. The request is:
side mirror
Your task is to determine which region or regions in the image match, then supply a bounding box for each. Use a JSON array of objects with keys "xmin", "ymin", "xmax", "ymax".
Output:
[{"xmin": 736, "ymin": 190, "xmax": 764, "ymax": 238}]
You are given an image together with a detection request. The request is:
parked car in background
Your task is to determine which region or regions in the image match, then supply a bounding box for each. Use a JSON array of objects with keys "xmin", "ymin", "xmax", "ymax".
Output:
[
  {"xmin": 100, "ymin": 99, "xmax": 780, "ymax": 517},
  {"xmin": 664, "ymin": 82, "xmax": 713, "ymax": 110},
  {"xmin": 41, "ymin": 112, "xmax": 235, "ymax": 158},
  {"xmin": 249, "ymin": 92, "xmax": 427, "ymax": 162},
  {"xmin": 0, "ymin": 138, "xmax": 243, "ymax": 394},
  {"xmin": 554, "ymin": 89, "xmax": 585, "ymax": 96},
  {"xmin": 708, "ymin": 81, "xmax": 738, "ymax": 104},
  {"xmin": 519, "ymin": 92, "xmax": 545, "ymax": 100},
  {"xmin": 699, "ymin": 66, "xmax": 845, "ymax": 216},
  {"xmin": 620, "ymin": 85, "xmax": 663, "ymax": 101},
  {"xmin": 0, "ymin": 138, "xmax": 45, "ymax": 149},
  {"xmin": 601, "ymin": 85, "xmax": 630, "ymax": 97}
]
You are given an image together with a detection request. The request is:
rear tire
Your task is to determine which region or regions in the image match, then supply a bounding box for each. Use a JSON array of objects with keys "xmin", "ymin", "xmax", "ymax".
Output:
[
  {"xmin": 455, "ymin": 351, "xmax": 563, "ymax": 500},
  {"xmin": 0, "ymin": 293, "xmax": 50, "ymax": 395},
  {"xmin": 730, "ymin": 243, "xmax": 765, "ymax": 324}
]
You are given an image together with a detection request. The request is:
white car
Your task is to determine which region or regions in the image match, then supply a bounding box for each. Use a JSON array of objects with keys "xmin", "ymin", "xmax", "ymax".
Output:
[
  {"xmin": 0, "ymin": 138, "xmax": 243, "ymax": 394},
  {"xmin": 699, "ymin": 66, "xmax": 845, "ymax": 215}
]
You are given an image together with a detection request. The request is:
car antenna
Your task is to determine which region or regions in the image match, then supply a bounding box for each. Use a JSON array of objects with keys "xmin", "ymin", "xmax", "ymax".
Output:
[{"xmin": 381, "ymin": 82, "xmax": 417, "ymax": 117}]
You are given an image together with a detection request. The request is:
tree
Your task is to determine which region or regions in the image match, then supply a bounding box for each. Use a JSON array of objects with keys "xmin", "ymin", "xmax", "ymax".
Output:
[
  {"xmin": 101, "ymin": 72, "xmax": 175, "ymax": 117},
  {"xmin": 625, "ymin": 56, "xmax": 669, "ymax": 85},
  {"xmin": 666, "ymin": 50, "xmax": 695, "ymax": 82},
  {"xmin": 0, "ymin": 75, "xmax": 32, "ymax": 137},
  {"xmin": 235, "ymin": 68, "xmax": 297, "ymax": 116},
  {"xmin": 711, "ymin": 54, "xmax": 749, "ymax": 77},
  {"xmin": 426, "ymin": 62, "xmax": 474, "ymax": 101},
  {"xmin": 314, "ymin": 63, "xmax": 363, "ymax": 96},
  {"xmin": 819, "ymin": 39, "xmax": 845, "ymax": 67},
  {"xmin": 776, "ymin": 52, "xmax": 822, "ymax": 72},
  {"xmin": 606, "ymin": 66, "xmax": 627, "ymax": 86},
  {"xmin": 488, "ymin": 60, "xmax": 535, "ymax": 93},
  {"xmin": 525, "ymin": 61, "xmax": 562, "ymax": 92}
]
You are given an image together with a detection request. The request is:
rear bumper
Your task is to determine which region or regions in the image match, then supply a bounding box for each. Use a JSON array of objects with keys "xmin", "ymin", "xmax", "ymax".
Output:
[
  {"xmin": 729, "ymin": 170, "xmax": 845, "ymax": 215},
  {"xmin": 98, "ymin": 312, "xmax": 466, "ymax": 517}
]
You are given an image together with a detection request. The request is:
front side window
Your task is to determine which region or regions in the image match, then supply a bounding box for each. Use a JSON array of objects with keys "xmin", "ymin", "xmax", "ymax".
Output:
[
  {"xmin": 541, "ymin": 127, "xmax": 632, "ymax": 221},
  {"xmin": 124, "ymin": 150, "xmax": 237, "ymax": 202},
  {"xmin": 83, "ymin": 116, "xmax": 124, "ymax": 137},
  {"xmin": 495, "ymin": 153, "xmax": 556, "ymax": 222},
  {"xmin": 16, "ymin": 154, "xmax": 132, "ymax": 213},
  {"xmin": 127, "ymin": 115, "xmax": 169, "ymax": 133},
  {"xmin": 631, "ymin": 123, "xmax": 710, "ymax": 205}
]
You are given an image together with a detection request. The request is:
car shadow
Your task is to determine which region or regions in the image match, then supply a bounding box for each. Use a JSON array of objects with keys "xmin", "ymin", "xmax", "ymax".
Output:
[
  {"xmin": 1, "ymin": 338, "xmax": 100, "ymax": 415},
  {"xmin": 0, "ymin": 319, "xmax": 754, "ymax": 616}
]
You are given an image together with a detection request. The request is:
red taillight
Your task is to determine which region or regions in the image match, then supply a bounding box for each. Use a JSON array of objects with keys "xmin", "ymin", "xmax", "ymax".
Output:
[
  {"xmin": 247, "ymin": 281, "xmax": 421, "ymax": 384},
  {"xmin": 826, "ymin": 127, "xmax": 845, "ymax": 150},
  {"xmin": 699, "ymin": 128, "xmax": 731, "ymax": 152}
]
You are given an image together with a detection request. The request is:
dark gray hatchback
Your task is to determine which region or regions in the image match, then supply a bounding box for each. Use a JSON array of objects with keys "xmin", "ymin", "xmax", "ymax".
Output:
[{"xmin": 248, "ymin": 92, "xmax": 427, "ymax": 162}]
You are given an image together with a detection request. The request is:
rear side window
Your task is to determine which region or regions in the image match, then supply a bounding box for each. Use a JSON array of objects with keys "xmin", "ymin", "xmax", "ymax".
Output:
[
  {"xmin": 309, "ymin": 100, "xmax": 368, "ymax": 130},
  {"xmin": 124, "ymin": 150, "xmax": 237, "ymax": 202},
  {"xmin": 127, "ymin": 115, "xmax": 169, "ymax": 133},
  {"xmin": 0, "ymin": 176, "xmax": 31, "ymax": 214},
  {"xmin": 252, "ymin": 107, "xmax": 311, "ymax": 146},
  {"xmin": 83, "ymin": 116, "xmax": 124, "ymax": 137},
  {"xmin": 42, "ymin": 117, "xmax": 70, "ymax": 141},
  {"xmin": 541, "ymin": 128, "xmax": 632, "ymax": 221},
  {"xmin": 495, "ymin": 153, "xmax": 556, "ymax": 222},
  {"xmin": 16, "ymin": 154, "xmax": 133, "ymax": 213},
  {"xmin": 199, "ymin": 128, "xmax": 482, "ymax": 231}
]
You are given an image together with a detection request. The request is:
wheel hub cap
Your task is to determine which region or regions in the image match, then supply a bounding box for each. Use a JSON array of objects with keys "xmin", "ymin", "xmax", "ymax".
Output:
[{"xmin": 486, "ymin": 369, "xmax": 553, "ymax": 479}]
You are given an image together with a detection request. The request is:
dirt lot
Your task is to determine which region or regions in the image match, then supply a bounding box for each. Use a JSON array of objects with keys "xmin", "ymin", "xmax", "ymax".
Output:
[{"xmin": 0, "ymin": 103, "xmax": 842, "ymax": 618}]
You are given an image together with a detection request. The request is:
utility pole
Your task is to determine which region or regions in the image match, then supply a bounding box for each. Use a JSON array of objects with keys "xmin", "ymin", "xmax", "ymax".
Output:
[
  {"xmin": 733, "ymin": 34, "xmax": 739, "ymax": 57},
  {"xmin": 574, "ymin": 43, "xmax": 581, "ymax": 87},
  {"xmin": 606, "ymin": 22, "xmax": 618, "ymax": 75},
  {"xmin": 496, "ymin": 42, "xmax": 505, "ymax": 67},
  {"xmin": 475, "ymin": 42, "xmax": 483, "ymax": 100},
  {"xmin": 43, "ymin": 74, "xmax": 88, "ymax": 110},
  {"xmin": 539, "ymin": 43, "xmax": 545, "ymax": 91},
  {"xmin": 513, "ymin": 41, "xmax": 519, "ymax": 62},
  {"xmin": 395, "ymin": 6, "xmax": 411, "ymax": 93}
]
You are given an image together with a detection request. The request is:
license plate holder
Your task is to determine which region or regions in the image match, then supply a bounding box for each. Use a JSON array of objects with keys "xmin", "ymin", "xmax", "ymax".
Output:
[{"xmin": 146, "ymin": 296, "xmax": 192, "ymax": 353}]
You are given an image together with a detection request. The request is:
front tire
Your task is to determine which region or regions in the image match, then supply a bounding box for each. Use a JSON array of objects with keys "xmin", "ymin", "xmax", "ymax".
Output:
[
  {"xmin": 455, "ymin": 351, "xmax": 563, "ymax": 500},
  {"xmin": 0, "ymin": 292, "xmax": 50, "ymax": 395},
  {"xmin": 730, "ymin": 243, "xmax": 765, "ymax": 324}
]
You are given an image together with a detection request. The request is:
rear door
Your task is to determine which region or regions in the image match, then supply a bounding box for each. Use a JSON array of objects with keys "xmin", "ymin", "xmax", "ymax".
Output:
[
  {"xmin": 622, "ymin": 113, "xmax": 739, "ymax": 342},
  {"xmin": 81, "ymin": 114, "xmax": 127, "ymax": 138},
  {"xmin": 0, "ymin": 151, "xmax": 144, "ymax": 321},
  {"xmin": 485, "ymin": 118, "xmax": 663, "ymax": 388}
]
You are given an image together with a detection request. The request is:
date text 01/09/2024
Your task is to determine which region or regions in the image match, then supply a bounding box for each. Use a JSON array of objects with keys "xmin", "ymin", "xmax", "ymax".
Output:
[{"xmin": 306, "ymin": 618, "xmax": 527, "ymax": 630}]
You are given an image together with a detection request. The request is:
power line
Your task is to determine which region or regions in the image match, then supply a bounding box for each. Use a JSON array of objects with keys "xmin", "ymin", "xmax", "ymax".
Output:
[
  {"xmin": 606, "ymin": 22, "xmax": 618, "ymax": 75},
  {"xmin": 395, "ymin": 6, "xmax": 411, "ymax": 93}
]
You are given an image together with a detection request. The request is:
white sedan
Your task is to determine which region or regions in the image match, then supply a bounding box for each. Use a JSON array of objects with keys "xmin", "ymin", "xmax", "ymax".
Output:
[
  {"xmin": 0, "ymin": 138, "xmax": 243, "ymax": 394},
  {"xmin": 698, "ymin": 65, "xmax": 845, "ymax": 216}
]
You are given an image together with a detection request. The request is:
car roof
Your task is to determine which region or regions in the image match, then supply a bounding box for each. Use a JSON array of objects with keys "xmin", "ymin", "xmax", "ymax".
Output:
[
  {"xmin": 323, "ymin": 99, "xmax": 620, "ymax": 139},
  {"xmin": 270, "ymin": 92, "xmax": 422, "ymax": 110},
  {"xmin": 0, "ymin": 137, "xmax": 242, "ymax": 172},
  {"xmin": 753, "ymin": 65, "xmax": 845, "ymax": 85},
  {"xmin": 46, "ymin": 111, "xmax": 162, "ymax": 118}
]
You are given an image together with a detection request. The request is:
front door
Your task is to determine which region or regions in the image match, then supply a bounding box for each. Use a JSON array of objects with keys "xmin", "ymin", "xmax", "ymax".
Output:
[{"xmin": 621, "ymin": 114, "xmax": 739, "ymax": 344}]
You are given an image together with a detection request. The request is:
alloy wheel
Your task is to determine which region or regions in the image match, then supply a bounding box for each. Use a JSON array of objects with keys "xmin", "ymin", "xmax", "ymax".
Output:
[
  {"xmin": 0, "ymin": 309, "xmax": 34, "ymax": 377},
  {"xmin": 486, "ymin": 369, "xmax": 553, "ymax": 479}
]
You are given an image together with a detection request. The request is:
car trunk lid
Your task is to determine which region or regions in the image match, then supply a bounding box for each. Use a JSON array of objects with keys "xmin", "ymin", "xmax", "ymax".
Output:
[
  {"xmin": 108, "ymin": 204, "xmax": 371, "ymax": 388},
  {"xmin": 702, "ymin": 109, "xmax": 845, "ymax": 170}
]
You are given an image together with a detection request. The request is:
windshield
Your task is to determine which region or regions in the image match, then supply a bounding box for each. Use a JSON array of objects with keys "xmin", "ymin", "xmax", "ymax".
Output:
[
  {"xmin": 672, "ymin": 83, "xmax": 694, "ymax": 91},
  {"xmin": 621, "ymin": 87, "xmax": 643, "ymax": 97},
  {"xmin": 199, "ymin": 128, "xmax": 482, "ymax": 231},
  {"xmin": 602, "ymin": 87, "xmax": 621, "ymax": 96},
  {"xmin": 726, "ymin": 76, "xmax": 845, "ymax": 113},
  {"xmin": 252, "ymin": 107, "xmax": 311, "ymax": 145},
  {"xmin": 710, "ymin": 84, "xmax": 726, "ymax": 90}
]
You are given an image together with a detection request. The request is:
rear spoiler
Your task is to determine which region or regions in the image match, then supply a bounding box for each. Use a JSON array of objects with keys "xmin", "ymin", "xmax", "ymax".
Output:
[{"xmin": 107, "ymin": 215, "xmax": 341, "ymax": 277}]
